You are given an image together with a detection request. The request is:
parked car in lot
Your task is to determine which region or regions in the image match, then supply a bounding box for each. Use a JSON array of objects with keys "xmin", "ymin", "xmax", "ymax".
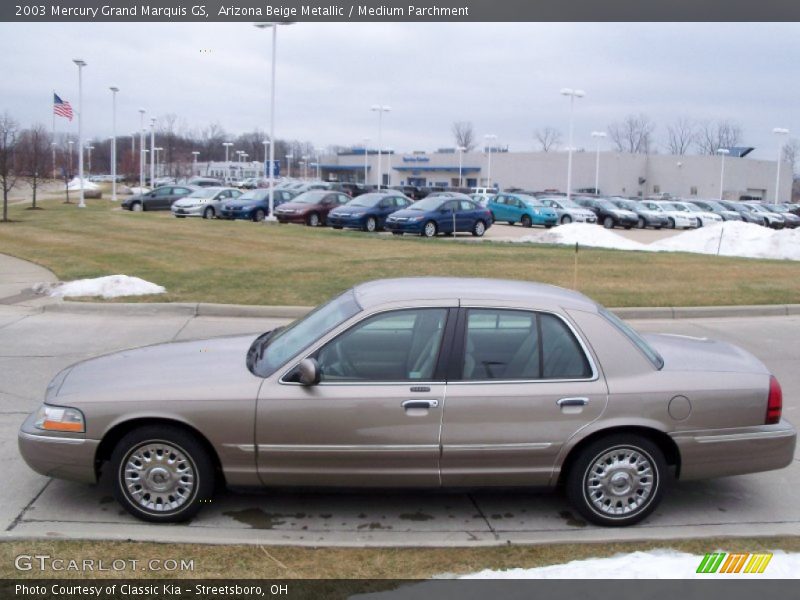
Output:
[
  {"xmin": 666, "ymin": 201, "xmax": 723, "ymax": 227},
  {"xmin": 607, "ymin": 197, "xmax": 668, "ymax": 229},
  {"xmin": 573, "ymin": 197, "xmax": 639, "ymax": 229},
  {"xmin": 718, "ymin": 200, "xmax": 767, "ymax": 226},
  {"xmin": 274, "ymin": 190, "xmax": 351, "ymax": 226},
  {"xmin": 186, "ymin": 176, "xmax": 224, "ymax": 188},
  {"xmin": 327, "ymin": 192, "xmax": 414, "ymax": 232},
  {"xmin": 330, "ymin": 182, "xmax": 369, "ymax": 197},
  {"xmin": 470, "ymin": 192, "xmax": 495, "ymax": 207},
  {"xmin": 640, "ymin": 200, "xmax": 698, "ymax": 229},
  {"xmin": 763, "ymin": 204, "xmax": 800, "ymax": 228},
  {"xmin": 219, "ymin": 189, "xmax": 297, "ymax": 221},
  {"xmin": 488, "ymin": 193, "xmax": 558, "ymax": 228},
  {"xmin": 742, "ymin": 203, "xmax": 786, "ymax": 229},
  {"xmin": 390, "ymin": 185, "xmax": 423, "ymax": 200},
  {"xmin": 538, "ymin": 197, "xmax": 598, "ymax": 225},
  {"xmin": 385, "ymin": 195, "xmax": 492, "ymax": 237},
  {"xmin": 170, "ymin": 187, "xmax": 242, "ymax": 219},
  {"xmin": 689, "ymin": 199, "xmax": 743, "ymax": 222},
  {"xmin": 121, "ymin": 185, "xmax": 197, "ymax": 212},
  {"xmin": 19, "ymin": 278, "xmax": 796, "ymax": 525}
]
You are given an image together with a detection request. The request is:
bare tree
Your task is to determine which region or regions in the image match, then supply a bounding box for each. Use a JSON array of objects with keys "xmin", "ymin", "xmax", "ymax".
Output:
[
  {"xmin": 607, "ymin": 114, "xmax": 655, "ymax": 154},
  {"xmin": 451, "ymin": 121, "xmax": 476, "ymax": 152},
  {"xmin": 15, "ymin": 124, "xmax": 49, "ymax": 209},
  {"xmin": 781, "ymin": 138, "xmax": 800, "ymax": 176},
  {"xmin": 0, "ymin": 113, "xmax": 18, "ymax": 222},
  {"xmin": 665, "ymin": 117, "xmax": 696, "ymax": 155},
  {"xmin": 534, "ymin": 127, "xmax": 562, "ymax": 152},
  {"xmin": 695, "ymin": 119, "xmax": 742, "ymax": 155}
]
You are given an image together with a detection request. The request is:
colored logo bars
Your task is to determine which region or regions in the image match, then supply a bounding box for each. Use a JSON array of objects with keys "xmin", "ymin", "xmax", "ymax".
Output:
[{"xmin": 697, "ymin": 552, "xmax": 773, "ymax": 574}]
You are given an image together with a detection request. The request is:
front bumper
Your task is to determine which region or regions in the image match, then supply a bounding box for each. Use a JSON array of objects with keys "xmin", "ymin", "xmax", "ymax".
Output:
[
  {"xmin": 220, "ymin": 208, "xmax": 254, "ymax": 220},
  {"xmin": 18, "ymin": 413, "xmax": 99, "ymax": 484},
  {"xmin": 533, "ymin": 215, "xmax": 559, "ymax": 226},
  {"xmin": 385, "ymin": 219, "xmax": 425, "ymax": 233},
  {"xmin": 643, "ymin": 215, "xmax": 669, "ymax": 227},
  {"xmin": 671, "ymin": 419, "xmax": 796, "ymax": 480},
  {"xmin": 327, "ymin": 214, "xmax": 365, "ymax": 229},
  {"xmin": 171, "ymin": 205, "xmax": 205, "ymax": 217},
  {"xmin": 275, "ymin": 212, "xmax": 308, "ymax": 224}
]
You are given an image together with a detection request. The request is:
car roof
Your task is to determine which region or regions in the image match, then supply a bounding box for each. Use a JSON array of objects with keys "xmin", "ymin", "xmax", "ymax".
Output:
[{"xmin": 352, "ymin": 277, "xmax": 598, "ymax": 312}]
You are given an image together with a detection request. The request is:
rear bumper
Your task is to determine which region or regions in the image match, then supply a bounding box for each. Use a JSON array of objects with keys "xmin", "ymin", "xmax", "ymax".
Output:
[
  {"xmin": 18, "ymin": 414, "xmax": 99, "ymax": 484},
  {"xmin": 671, "ymin": 420, "xmax": 796, "ymax": 480}
]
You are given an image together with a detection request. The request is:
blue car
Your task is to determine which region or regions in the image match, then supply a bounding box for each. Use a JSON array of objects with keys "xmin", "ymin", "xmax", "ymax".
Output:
[
  {"xmin": 488, "ymin": 193, "xmax": 558, "ymax": 228},
  {"xmin": 384, "ymin": 194, "xmax": 493, "ymax": 237},
  {"xmin": 327, "ymin": 192, "xmax": 413, "ymax": 232},
  {"xmin": 219, "ymin": 188, "xmax": 296, "ymax": 221}
]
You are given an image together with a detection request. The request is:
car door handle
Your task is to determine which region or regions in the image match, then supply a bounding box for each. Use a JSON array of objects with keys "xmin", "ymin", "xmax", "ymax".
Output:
[
  {"xmin": 402, "ymin": 399, "xmax": 439, "ymax": 410},
  {"xmin": 557, "ymin": 397, "xmax": 589, "ymax": 407}
]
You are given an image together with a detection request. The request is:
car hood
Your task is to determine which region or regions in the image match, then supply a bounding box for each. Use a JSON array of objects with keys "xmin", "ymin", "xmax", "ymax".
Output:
[
  {"xmin": 277, "ymin": 202, "xmax": 316, "ymax": 211},
  {"xmin": 54, "ymin": 335, "xmax": 260, "ymax": 401},
  {"xmin": 644, "ymin": 333, "xmax": 768, "ymax": 375}
]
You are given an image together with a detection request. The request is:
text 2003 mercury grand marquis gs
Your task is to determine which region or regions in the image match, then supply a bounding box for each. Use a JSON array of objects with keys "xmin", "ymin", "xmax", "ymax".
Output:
[{"xmin": 19, "ymin": 278, "xmax": 796, "ymax": 526}]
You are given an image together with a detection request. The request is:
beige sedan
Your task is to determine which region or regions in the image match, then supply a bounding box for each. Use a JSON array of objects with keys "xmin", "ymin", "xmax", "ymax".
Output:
[{"xmin": 18, "ymin": 278, "xmax": 796, "ymax": 526}]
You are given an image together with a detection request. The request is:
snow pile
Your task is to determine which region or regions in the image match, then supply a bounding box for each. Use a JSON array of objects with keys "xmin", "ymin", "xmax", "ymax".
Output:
[
  {"xmin": 513, "ymin": 221, "xmax": 800, "ymax": 261},
  {"xmin": 128, "ymin": 186, "xmax": 151, "ymax": 195},
  {"xmin": 459, "ymin": 549, "xmax": 800, "ymax": 579},
  {"xmin": 65, "ymin": 177, "xmax": 100, "ymax": 191},
  {"xmin": 34, "ymin": 275, "xmax": 166, "ymax": 299}
]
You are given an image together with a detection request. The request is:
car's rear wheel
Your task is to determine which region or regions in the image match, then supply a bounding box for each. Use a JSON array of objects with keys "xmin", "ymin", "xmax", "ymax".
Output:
[
  {"xmin": 636, "ymin": 217, "xmax": 645, "ymax": 229},
  {"xmin": 110, "ymin": 425, "xmax": 214, "ymax": 523},
  {"xmin": 472, "ymin": 220, "xmax": 486, "ymax": 237},
  {"xmin": 603, "ymin": 216, "xmax": 615, "ymax": 229},
  {"xmin": 521, "ymin": 214, "xmax": 532, "ymax": 228},
  {"xmin": 561, "ymin": 215, "xmax": 572, "ymax": 225},
  {"xmin": 365, "ymin": 216, "xmax": 377, "ymax": 232},
  {"xmin": 307, "ymin": 212, "xmax": 320, "ymax": 227},
  {"xmin": 131, "ymin": 202, "xmax": 143, "ymax": 212},
  {"xmin": 422, "ymin": 221, "xmax": 437, "ymax": 238},
  {"xmin": 252, "ymin": 209, "xmax": 265, "ymax": 222},
  {"xmin": 566, "ymin": 434, "xmax": 667, "ymax": 527},
  {"xmin": 202, "ymin": 206, "xmax": 215, "ymax": 220}
]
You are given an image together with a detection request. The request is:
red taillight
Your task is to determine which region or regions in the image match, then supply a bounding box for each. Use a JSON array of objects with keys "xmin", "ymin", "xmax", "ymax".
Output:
[{"xmin": 766, "ymin": 375, "xmax": 783, "ymax": 425}]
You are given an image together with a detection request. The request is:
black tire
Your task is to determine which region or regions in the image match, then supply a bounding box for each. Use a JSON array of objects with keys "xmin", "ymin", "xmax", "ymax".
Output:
[
  {"xmin": 603, "ymin": 216, "xmax": 615, "ymax": 229},
  {"xmin": 202, "ymin": 206, "xmax": 215, "ymax": 220},
  {"xmin": 252, "ymin": 209, "xmax": 265, "ymax": 222},
  {"xmin": 422, "ymin": 220, "xmax": 437, "ymax": 238},
  {"xmin": 561, "ymin": 215, "xmax": 572, "ymax": 225},
  {"xmin": 507, "ymin": 220, "xmax": 514, "ymax": 226},
  {"xmin": 332, "ymin": 225, "xmax": 343, "ymax": 230},
  {"xmin": 307, "ymin": 212, "xmax": 320, "ymax": 227},
  {"xmin": 364, "ymin": 216, "xmax": 378, "ymax": 232},
  {"xmin": 636, "ymin": 217, "xmax": 645, "ymax": 229},
  {"xmin": 624, "ymin": 225, "xmax": 633, "ymax": 230},
  {"xmin": 521, "ymin": 214, "xmax": 532, "ymax": 228},
  {"xmin": 565, "ymin": 434, "xmax": 668, "ymax": 527},
  {"xmin": 391, "ymin": 231, "xmax": 403, "ymax": 236},
  {"xmin": 654, "ymin": 226, "xmax": 662, "ymax": 230},
  {"xmin": 131, "ymin": 201, "xmax": 143, "ymax": 213},
  {"xmin": 174, "ymin": 215, "xmax": 186, "ymax": 219},
  {"xmin": 667, "ymin": 218, "xmax": 675, "ymax": 229},
  {"xmin": 471, "ymin": 220, "xmax": 487, "ymax": 237},
  {"xmin": 110, "ymin": 425, "xmax": 215, "ymax": 523}
]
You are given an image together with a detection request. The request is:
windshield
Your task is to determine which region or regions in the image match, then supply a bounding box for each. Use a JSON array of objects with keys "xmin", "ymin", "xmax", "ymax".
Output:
[
  {"xmin": 409, "ymin": 197, "xmax": 445, "ymax": 211},
  {"xmin": 698, "ymin": 200, "xmax": 724, "ymax": 211},
  {"xmin": 249, "ymin": 290, "xmax": 362, "ymax": 378},
  {"xmin": 599, "ymin": 307, "xmax": 664, "ymax": 370},
  {"xmin": 238, "ymin": 189, "xmax": 269, "ymax": 201},
  {"xmin": 611, "ymin": 199, "xmax": 637, "ymax": 210},
  {"xmin": 519, "ymin": 195, "xmax": 543, "ymax": 206},
  {"xmin": 682, "ymin": 203, "xmax": 703, "ymax": 212},
  {"xmin": 665, "ymin": 203, "xmax": 688, "ymax": 212},
  {"xmin": 188, "ymin": 189, "xmax": 216, "ymax": 198},
  {"xmin": 348, "ymin": 193, "xmax": 384, "ymax": 207},
  {"xmin": 596, "ymin": 200, "xmax": 617, "ymax": 210},
  {"xmin": 291, "ymin": 191, "xmax": 327, "ymax": 204}
]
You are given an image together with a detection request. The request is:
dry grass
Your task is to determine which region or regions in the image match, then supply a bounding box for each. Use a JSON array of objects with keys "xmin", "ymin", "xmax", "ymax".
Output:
[
  {"xmin": 1, "ymin": 197, "xmax": 798, "ymax": 307},
  {"xmin": 1, "ymin": 537, "xmax": 798, "ymax": 579}
]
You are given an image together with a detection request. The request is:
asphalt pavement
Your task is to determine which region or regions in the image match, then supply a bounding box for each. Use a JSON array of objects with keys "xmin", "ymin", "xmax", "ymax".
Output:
[{"xmin": 1, "ymin": 302, "xmax": 798, "ymax": 547}]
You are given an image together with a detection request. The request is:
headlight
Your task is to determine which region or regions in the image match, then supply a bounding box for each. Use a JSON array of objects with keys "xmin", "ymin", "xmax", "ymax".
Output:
[
  {"xmin": 410, "ymin": 215, "xmax": 424, "ymax": 222},
  {"xmin": 34, "ymin": 404, "xmax": 85, "ymax": 433}
]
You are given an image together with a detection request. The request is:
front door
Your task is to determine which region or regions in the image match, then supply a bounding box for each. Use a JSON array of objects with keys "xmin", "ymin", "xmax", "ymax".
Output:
[
  {"xmin": 441, "ymin": 307, "xmax": 608, "ymax": 487},
  {"xmin": 255, "ymin": 307, "xmax": 454, "ymax": 487}
]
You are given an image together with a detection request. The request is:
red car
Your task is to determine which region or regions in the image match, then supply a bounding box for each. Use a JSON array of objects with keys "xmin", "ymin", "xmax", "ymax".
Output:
[{"xmin": 273, "ymin": 191, "xmax": 351, "ymax": 226}]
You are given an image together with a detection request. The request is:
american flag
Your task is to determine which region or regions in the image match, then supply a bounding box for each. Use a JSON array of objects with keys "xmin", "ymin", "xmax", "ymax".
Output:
[{"xmin": 53, "ymin": 93, "xmax": 73, "ymax": 121}]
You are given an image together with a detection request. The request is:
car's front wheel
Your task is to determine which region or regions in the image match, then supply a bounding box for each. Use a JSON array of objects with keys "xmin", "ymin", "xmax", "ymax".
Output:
[
  {"xmin": 561, "ymin": 215, "xmax": 572, "ymax": 225},
  {"xmin": 365, "ymin": 216, "xmax": 378, "ymax": 232},
  {"xmin": 110, "ymin": 425, "xmax": 215, "ymax": 523},
  {"xmin": 131, "ymin": 202, "xmax": 143, "ymax": 212},
  {"xmin": 667, "ymin": 218, "xmax": 675, "ymax": 229},
  {"xmin": 202, "ymin": 206, "xmax": 215, "ymax": 219},
  {"xmin": 307, "ymin": 212, "xmax": 320, "ymax": 227},
  {"xmin": 422, "ymin": 221, "xmax": 437, "ymax": 237},
  {"xmin": 566, "ymin": 434, "xmax": 667, "ymax": 527},
  {"xmin": 636, "ymin": 217, "xmax": 645, "ymax": 229},
  {"xmin": 521, "ymin": 214, "xmax": 532, "ymax": 228},
  {"xmin": 603, "ymin": 216, "xmax": 615, "ymax": 229},
  {"xmin": 252, "ymin": 209, "xmax": 265, "ymax": 222}
]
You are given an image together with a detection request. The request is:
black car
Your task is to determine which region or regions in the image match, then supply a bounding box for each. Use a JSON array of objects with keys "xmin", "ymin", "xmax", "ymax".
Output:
[
  {"xmin": 121, "ymin": 185, "xmax": 198, "ymax": 212},
  {"xmin": 573, "ymin": 196, "xmax": 639, "ymax": 229},
  {"xmin": 718, "ymin": 200, "xmax": 767, "ymax": 226},
  {"xmin": 416, "ymin": 185, "xmax": 446, "ymax": 199},
  {"xmin": 186, "ymin": 177, "xmax": 224, "ymax": 188},
  {"xmin": 330, "ymin": 182, "xmax": 369, "ymax": 197},
  {"xmin": 390, "ymin": 185, "xmax": 423, "ymax": 200},
  {"xmin": 608, "ymin": 197, "xmax": 668, "ymax": 229}
]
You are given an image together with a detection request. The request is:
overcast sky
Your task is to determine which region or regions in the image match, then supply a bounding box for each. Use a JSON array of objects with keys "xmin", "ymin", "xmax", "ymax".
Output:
[{"xmin": 1, "ymin": 22, "xmax": 799, "ymax": 159}]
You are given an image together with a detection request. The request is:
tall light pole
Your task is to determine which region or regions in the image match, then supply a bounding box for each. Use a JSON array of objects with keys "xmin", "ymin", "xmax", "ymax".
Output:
[
  {"xmin": 315, "ymin": 148, "xmax": 322, "ymax": 180},
  {"xmin": 51, "ymin": 142, "xmax": 57, "ymax": 179},
  {"xmin": 301, "ymin": 156, "xmax": 308, "ymax": 180},
  {"xmin": 560, "ymin": 88, "xmax": 585, "ymax": 201},
  {"xmin": 67, "ymin": 140, "xmax": 74, "ymax": 194},
  {"xmin": 72, "ymin": 58, "xmax": 87, "ymax": 208},
  {"xmin": 222, "ymin": 142, "xmax": 233, "ymax": 183},
  {"xmin": 361, "ymin": 138, "xmax": 369, "ymax": 185},
  {"xmin": 138, "ymin": 109, "xmax": 146, "ymax": 190},
  {"xmin": 285, "ymin": 153, "xmax": 293, "ymax": 179},
  {"xmin": 191, "ymin": 151, "xmax": 199, "ymax": 175},
  {"xmin": 456, "ymin": 145, "xmax": 466, "ymax": 187},
  {"xmin": 109, "ymin": 86, "xmax": 119, "ymax": 201},
  {"xmin": 773, "ymin": 127, "xmax": 790, "ymax": 204},
  {"xmin": 717, "ymin": 148, "xmax": 730, "ymax": 201},
  {"xmin": 149, "ymin": 117, "xmax": 156, "ymax": 188},
  {"xmin": 155, "ymin": 147, "xmax": 163, "ymax": 179},
  {"xmin": 591, "ymin": 131, "xmax": 606, "ymax": 195},
  {"xmin": 255, "ymin": 21, "xmax": 294, "ymax": 221},
  {"xmin": 370, "ymin": 104, "xmax": 391, "ymax": 187},
  {"xmin": 86, "ymin": 145, "xmax": 95, "ymax": 175},
  {"xmin": 484, "ymin": 134, "xmax": 497, "ymax": 188},
  {"xmin": 262, "ymin": 140, "xmax": 269, "ymax": 180}
]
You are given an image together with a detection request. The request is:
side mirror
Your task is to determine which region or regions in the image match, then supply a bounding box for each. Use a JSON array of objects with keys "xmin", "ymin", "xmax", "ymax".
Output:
[{"xmin": 297, "ymin": 358, "xmax": 320, "ymax": 386}]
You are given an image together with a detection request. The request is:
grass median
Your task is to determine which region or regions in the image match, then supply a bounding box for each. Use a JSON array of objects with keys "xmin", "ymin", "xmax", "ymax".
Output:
[{"xmin": 1, "ymin": 198, "xmax": 798, "ymax": 307}]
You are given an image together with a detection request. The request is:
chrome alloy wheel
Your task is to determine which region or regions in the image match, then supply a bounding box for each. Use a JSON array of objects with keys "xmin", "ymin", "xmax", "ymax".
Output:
[
  {"xmin": 583, "ymin": 446, "xmax": 656, "ymax": 518},
  {"xmin": 121, "ymin": 441, "xmax": 197, "ymax": 514},
  {"xmin": 423, "ymin": 221, "xmax": 436, "ymax": 237}
]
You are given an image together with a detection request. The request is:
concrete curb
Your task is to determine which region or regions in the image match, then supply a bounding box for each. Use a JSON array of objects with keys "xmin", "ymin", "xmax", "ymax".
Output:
[{"xmin": 32, "ymin": 300, "xmax": 800, "ymax": 320}]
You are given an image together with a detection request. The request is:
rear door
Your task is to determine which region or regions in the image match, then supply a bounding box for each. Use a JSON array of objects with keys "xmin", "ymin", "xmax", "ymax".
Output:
[{"xmin": 440, "ymin": 306, "xmax": 608, "ymax": 486}]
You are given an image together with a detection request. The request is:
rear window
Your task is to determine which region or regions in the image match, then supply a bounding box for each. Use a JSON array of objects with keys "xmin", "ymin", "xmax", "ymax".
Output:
[{"xmin": 599, "ymin": 307, "xmax": 664, "ymax": 369}]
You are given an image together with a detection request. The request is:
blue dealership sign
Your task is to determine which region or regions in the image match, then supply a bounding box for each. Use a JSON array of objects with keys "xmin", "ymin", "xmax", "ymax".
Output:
[{"xmin": 264, "ymin": 160, "xmax": 280, "ymax": 178}]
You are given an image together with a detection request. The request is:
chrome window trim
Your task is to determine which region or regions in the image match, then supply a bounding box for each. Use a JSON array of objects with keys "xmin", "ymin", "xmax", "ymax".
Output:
[{"xmin": 257, "ymin": 444, "xmax": 439, "ymax": 453}]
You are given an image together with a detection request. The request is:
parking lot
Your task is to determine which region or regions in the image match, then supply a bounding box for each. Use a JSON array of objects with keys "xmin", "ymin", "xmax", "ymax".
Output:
[{"xmin": 1, "ymin": 303, "xmax": 798, "ymax": 547}]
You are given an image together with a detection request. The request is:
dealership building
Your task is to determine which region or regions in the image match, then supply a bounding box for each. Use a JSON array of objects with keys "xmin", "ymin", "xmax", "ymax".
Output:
[{"xmin": 319, "ymin": 147, "xmax": 792, "ymax": 201}]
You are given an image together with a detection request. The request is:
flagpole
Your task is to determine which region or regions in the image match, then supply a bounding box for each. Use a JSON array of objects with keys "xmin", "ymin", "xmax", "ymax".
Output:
[{"xmin": 52, "ymin": 90, "xmax": 56, "ymax": 179}]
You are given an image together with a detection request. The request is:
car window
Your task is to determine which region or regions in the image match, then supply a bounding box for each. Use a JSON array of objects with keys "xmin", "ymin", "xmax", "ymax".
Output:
[
  {"xmin": 460, "ymin": 200, "xmax": 474, "ymax": 211},
  {"xmin": 461, "ymin": 309, "xmax": 591, "ymax": 381},
  {"xmin": 174, "ymin": 187, "xmax": 191, "ymax": 196},
  {"xmin": 316, "ymin": 308, "xmax": 448, "ymax": 382}
]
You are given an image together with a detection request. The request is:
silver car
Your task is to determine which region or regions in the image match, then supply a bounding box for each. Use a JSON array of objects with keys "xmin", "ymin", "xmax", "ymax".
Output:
[
  {"xmin": 539, "ymin": 196, "xmax": 597, "ymax": 225},
  {"xmin": 170, "ymin": 187, "xmax": 242, "ymax": 219},
  {"xmin": 18, "ymin": 279, "xmax": 796, "ymax": 526}
]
